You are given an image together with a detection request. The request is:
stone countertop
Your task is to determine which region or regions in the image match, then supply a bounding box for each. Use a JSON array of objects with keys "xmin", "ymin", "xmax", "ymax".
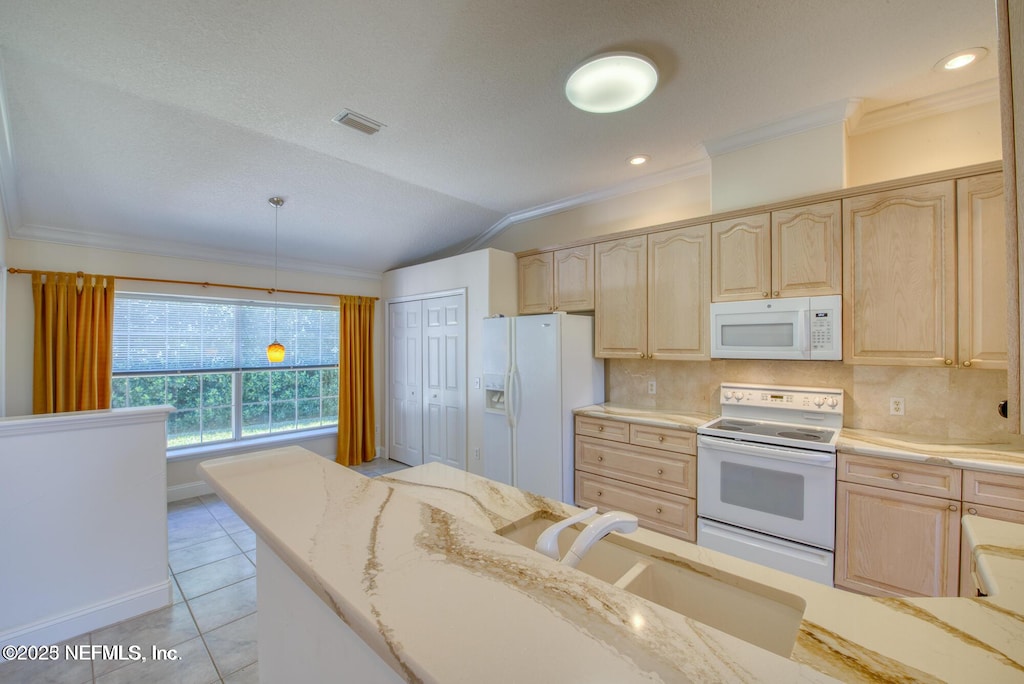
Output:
[
  {"xmin": 574, "ymin": 403, "xmax": 1024, "ymax": 476},
  {"xmin": 201, "ymin": 448, "xmax": 1024, "ymax": 683}
]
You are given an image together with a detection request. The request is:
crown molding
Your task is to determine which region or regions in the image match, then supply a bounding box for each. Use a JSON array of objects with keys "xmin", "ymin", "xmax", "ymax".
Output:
[
  {"xmin": 704, "ymin": 98, "xmax": 863, "ymax": 157},
  {"xmin": 9, "ymin": 222, "xmax": 383, "ymax": 281},
  {"xmin": 848, "ymin": 79, "xmax": 1000, "ymax": 135},
  {"xmin": 460, "ymin": 155, "xmax": 711, "ymax": 253}
]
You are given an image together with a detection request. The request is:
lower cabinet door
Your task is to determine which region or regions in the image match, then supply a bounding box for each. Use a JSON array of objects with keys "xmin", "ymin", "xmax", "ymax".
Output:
[
  {"xmin": 575, "ymin": 470, "xmax": 695, "ymax": 541},
  {"xmin": 835, "ymin": 481, "xmax": 960, "ymax": 597}
]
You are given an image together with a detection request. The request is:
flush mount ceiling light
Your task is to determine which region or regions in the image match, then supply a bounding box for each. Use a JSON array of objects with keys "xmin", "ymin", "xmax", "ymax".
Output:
[
  {"xmin": 627, "ymin": 154, "xmax": 650, "ymax": 166},
  {"xmin": 935, "ymin": 47, "xmax": 988, "ymax": 71},
  {"xmin": 565, "ymin": 52, "xmax": 658, "ymax": 113}
]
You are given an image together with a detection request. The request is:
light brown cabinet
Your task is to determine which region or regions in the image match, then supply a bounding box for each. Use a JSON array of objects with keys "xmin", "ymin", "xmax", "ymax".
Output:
[
  {"xmin": 835, "ymin": 453, "xmax": 962, "ymax": 597},
  {"xmin": 518, "ymin": 246, "xmax": 595, "ymax": 315},
  {"xmin": 647, "ymin": 224, "xmax": 711, "ymax": 359},
  {"xmin": 554, "ymin": 245, "xmax": 595, "ymax": 312},
  {"xmin": 595, "ymin": 226, "xmax": 711, "ymax": 359},
  {"xmin": 957, "ymin": 173, "xmax": 1007, "ymax": 370},
  {"xmin": 594, "ymin": 236, "xmax": 648, "ymax": 357},
  {"xmin": 574, "ymin": 416, "xmax": 697, "ymax": 541},
  {"xmin": 711, "ymin": 213, "xmax": 771, "ymax": 302},
  {"xmin": 842, "ymin": 181, "xmax": 957, "ymax": 366},
  {"xmin": 518, "ymin": 253, "xmax": 553, "ymax": 314},
  {"xmin": 771, "ymin": 200, "xmax": 842, "ymax": 297},
  {"xmin": 711, "ymin": 203, "xmax": 840, "ymax": 302}
]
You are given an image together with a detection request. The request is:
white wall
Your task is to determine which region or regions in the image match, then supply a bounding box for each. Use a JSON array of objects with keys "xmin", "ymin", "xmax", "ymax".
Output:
[
  {"xmin": 711, "ymin": 122, "xmax": 847, "ymax": 212},
  {"xmin": 846, "ymin": 100, "xmax": 1003, "ymax": 186},
  {"xmin": 0, "ymin": 406, "xmax": 173, "ymax": 649},
  {"xmin": 2, "ymin": 237, "xmax": 383, "ymax": 495},
  {"xmin": 486, "ymin": 175, "xmax": 711, "ymax": 254},
  {"xmin": 382, "ymin": 248, "xmax": 517, "ymax": 475}
]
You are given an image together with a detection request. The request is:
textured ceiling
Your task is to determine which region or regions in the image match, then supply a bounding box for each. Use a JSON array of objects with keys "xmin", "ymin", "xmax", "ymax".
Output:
[{"xmin": 0, "ymin": 0, "xmax": 999, "ymax": 275}]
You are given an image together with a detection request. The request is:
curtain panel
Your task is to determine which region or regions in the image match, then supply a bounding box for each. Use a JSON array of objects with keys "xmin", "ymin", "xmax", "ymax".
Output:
[
  {"xmin": 32, "ymin": 272, "xmax": 116, "ymax": 414},
  {"xmin": 336, "ymin": 295, "xmax": 376, "ymax": 466}
]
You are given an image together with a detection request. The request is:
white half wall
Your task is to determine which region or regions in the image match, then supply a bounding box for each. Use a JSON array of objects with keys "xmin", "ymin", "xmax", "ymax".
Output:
[
  {"xmin": 0, "ymin": 406, "xmax": 173, "ymax": 650},
  {"xmin": 382, "ymin": 249, "xmax": 517, "ymax": 476}
]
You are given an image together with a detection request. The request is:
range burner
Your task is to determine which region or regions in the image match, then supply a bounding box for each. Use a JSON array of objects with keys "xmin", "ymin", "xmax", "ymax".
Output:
[{"xmin": 697, "ymin": 383, "xmax": 844, "ymax": 452}]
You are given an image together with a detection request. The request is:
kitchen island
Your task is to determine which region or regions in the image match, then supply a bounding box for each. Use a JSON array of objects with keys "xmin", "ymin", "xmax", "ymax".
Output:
[{"xmin": 200, "ymin": 447, "xmax": 1024, "ymax": 683}]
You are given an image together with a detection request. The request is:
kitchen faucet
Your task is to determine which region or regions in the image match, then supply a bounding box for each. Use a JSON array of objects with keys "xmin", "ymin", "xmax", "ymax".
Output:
[{"xmin": 559, "ymin": 511, "xmax": 639, "ymax": 568}]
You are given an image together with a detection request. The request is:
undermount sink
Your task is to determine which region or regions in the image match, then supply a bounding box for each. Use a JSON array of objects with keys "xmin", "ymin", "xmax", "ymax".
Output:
[{"xmin": 496, "ymin": 513, "xmax": 807, "ymax": 657}]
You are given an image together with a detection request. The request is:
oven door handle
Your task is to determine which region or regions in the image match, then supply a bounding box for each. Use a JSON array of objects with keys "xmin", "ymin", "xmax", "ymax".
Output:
[{"xmin": 697, "ymin": 435, "xmax": 835, "ymax": 465}]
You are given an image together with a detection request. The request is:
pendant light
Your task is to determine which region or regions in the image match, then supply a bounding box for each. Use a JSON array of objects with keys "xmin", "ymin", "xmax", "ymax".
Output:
[{"xmin": 267, "ymin": 196, "xmax": 286, "ymax": 363}]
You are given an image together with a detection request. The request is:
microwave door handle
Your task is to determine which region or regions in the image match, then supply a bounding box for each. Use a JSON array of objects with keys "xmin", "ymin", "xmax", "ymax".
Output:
[
  {"xmin": 698, "ymin": 435, "xmax": 834, "ymax": 465},
  {"xmin": 800, "ymin": 308, "xmax": 811, "ymax": 356}
]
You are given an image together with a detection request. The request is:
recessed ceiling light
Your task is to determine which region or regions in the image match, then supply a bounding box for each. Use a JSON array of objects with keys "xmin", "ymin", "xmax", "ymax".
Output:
[
  {"xmin": 565, "ymin": 52, "xmax": 658, "ymax": 113},
  {"xmin": 935, "ymin": 48, "xmax": 988, "ymax": 71},
  {"xmin": 627, "ymin": 154, "xmax": 650, "ymax": 166}
]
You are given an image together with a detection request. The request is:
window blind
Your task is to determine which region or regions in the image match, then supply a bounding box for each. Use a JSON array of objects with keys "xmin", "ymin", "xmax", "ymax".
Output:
[{"xmin": 113, "ymin": 294, "xmax": 340, "ymax": 373}]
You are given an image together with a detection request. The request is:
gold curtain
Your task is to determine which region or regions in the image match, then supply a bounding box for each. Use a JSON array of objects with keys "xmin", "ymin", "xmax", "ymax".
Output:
[
  {"xmin": 336, "ymin": 295, "xmax": 376, "ymax": 466},
  {"xmin": 32, "ymin": 272, "xmax": 116, "ymax": 414}
]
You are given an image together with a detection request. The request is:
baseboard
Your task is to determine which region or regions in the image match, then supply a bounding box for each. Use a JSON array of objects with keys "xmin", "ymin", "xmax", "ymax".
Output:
[
  {"xmin": 167, "ymin": 481, "xmax": 214, "ymax": 503},
  {"xmin": 0, "ymin": 580, "xmax": 171, "ymax": 654}
]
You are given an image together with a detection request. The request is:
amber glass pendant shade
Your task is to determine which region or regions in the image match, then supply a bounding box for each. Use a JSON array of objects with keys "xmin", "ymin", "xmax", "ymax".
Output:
[{"xmin": 267, "ymin": 340, "xmax": 286, "ymax": 363}]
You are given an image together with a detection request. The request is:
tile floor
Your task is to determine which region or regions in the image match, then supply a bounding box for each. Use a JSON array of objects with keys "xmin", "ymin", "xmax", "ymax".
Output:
[{"xmin": 0, "ymin": 456, "xmax": 409, "ymax": 684}]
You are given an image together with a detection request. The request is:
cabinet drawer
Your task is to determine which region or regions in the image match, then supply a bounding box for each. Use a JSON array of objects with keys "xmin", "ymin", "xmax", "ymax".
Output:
[
  {"xmin": 575, "ymin": 416, "xmax": 630, "ymax": 443},
  {"xmin": 837, "ymin": 452, "xmax": 961, "ymax": 498},
  {"xmin": 959, "ymin": 503, "xmax": 1024, "ymax": 597},
  {"xmin": 629, "ymin": 424, "xmax": 696, "ymax": 454},
  {"xmin": 962, "ymin": 470, "xmax": 1024, "ymax": 512},
  {"xmin": 575, "ymin": 471, "xmax": 695, "ymax": 541},
  {"xmin": 575, "ymin": 435, "xmax": 696, "ymax": 497}
]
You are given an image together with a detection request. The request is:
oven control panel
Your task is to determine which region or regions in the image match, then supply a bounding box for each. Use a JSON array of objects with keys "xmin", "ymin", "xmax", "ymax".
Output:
[{"xmin": 719, "ymin": 383, "xmax": 844, "ymax": 413}]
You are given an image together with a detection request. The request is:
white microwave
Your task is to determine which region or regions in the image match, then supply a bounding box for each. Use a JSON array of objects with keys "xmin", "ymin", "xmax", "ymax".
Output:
[{"xmin": 710, "ymin": 295, "xmax": 842, "ymax": 360}]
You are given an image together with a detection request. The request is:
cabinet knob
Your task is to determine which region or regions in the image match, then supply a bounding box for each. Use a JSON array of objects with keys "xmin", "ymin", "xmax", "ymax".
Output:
[
  {"xmin": 762, "ymin": 291, "xmax": 769, "ymax": 298},
  {"xmin": 944, "ymin": 359, "xmax": 953, "ymax": 366},
  {"xmin": 658, "ymin": 435, "xmax": 664, "ymax": 442},
  {"xmin": 963, "ymin": 361, "xmax": 972, "ymax": 367},
  {"xmin": 949, "ymin": 504, "xmax": 958, "ymax": 512},
  {"xmin": 596, "ymin": 491, "xmax": 602, "ymax": 497},
  {"xmin": 656, "ymin": 507, "xmax": 662, "ymax": 514},
  {"xmin": 891, "ymin": 472, "xmax": 900, "ymax": 479},
  {"xmin": 968, "ymin": 507, "xmax": 978, "ymax": 515},
  {"xmin": 597, "ymin": 456, "xmax": 604, "ymax": 462},
  {"xmin": 657, "ymin": 468, "xmax": 663, "ymax": 475},
  {"xmin": 597, "ymin": 426, "xmax": 604, "ymax": 432},
  {"xmin": 773, "ymin": 291, "xmax": 780, "ymax": 297}
]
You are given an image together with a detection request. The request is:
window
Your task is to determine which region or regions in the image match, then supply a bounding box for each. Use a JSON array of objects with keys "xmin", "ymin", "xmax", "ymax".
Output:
[{"xmin": 111, "ymin": 293, "xmax": 339, "ymax": 449}]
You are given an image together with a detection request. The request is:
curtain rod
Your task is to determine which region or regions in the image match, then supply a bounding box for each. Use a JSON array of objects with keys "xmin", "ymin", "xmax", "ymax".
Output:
[{"xmin": 6, "ymin": 268, "xmax": 378, "ymax": 301}]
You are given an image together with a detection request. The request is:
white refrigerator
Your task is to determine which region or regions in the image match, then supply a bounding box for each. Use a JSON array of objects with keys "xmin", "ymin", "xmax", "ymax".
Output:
[{"xmin": 482, "ymin": 313, "xmax": 604, "ymax": 503}]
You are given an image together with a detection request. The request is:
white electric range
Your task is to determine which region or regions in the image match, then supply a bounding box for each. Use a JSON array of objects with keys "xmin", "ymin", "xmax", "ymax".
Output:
[{"xmin": 697, "ymin": 383, "xmax": 843, "ymax": 586}]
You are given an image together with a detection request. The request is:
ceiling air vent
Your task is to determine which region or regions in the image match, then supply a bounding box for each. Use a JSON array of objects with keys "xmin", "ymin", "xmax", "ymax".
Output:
[{"xmin": 332, "ymin": 110, "xmax": 385, "ymax": 135}]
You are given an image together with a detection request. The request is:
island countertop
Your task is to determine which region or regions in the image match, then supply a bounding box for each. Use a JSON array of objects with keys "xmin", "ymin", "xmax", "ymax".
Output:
[{"xmin": 200, "ymin": 448, "xmax": 1024, "ymax": 683}]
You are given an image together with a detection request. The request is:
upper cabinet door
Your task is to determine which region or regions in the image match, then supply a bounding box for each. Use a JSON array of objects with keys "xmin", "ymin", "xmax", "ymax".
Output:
[
  {"xmin": 553, "ymin": 244, "xmax": 595, "ymax": 312},
  {"xmin": 843, "ymin": 180, "xmax": 957, "ymax": 366},
  {"xmin": 771, "ymin": 200, "xmax": 842, "ymax": 298},
  {"xmin": 517, "ymin": 253, "xmax": 553, "ymax": 314},
  {"xmin": 595, "ymin": 236, "xmax": 648, "ymax": 359},
  {"xmin": 648, "ymin": 224, "xmax": 711, "ymax": 360},
  {"xmin": 958, "ymin": 173, "xmax": 1007, "ymax": 370},
  {"xmin": 711, "ymin": 213, "xmax": 771, "ymax": 302}
]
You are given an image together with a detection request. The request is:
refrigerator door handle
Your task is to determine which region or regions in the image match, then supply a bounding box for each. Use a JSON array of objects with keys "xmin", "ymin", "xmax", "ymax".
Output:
[
  {"xmin": 504, "ymin": 367, "xmax": 514, "ymax": 427},
  {"xmin": 508, "ymin": 365, "xmax": 519, "ymax": 428}
]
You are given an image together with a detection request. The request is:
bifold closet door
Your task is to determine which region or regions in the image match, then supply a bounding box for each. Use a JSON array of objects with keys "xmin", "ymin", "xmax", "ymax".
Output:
[
  {"xmin": 422, "ymin": 294, "xmax": 465, "ymax": 468},
  {"xmin": 389, "ymin": 300, "xmax": 423, "ymax": 466}
]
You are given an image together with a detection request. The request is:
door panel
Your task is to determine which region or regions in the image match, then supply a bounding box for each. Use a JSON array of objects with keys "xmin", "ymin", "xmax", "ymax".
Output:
[
  {"xmin": 421, "ymin": 294, "xmax": 466, "ymax": 468},
  {"xmin": 389, "ymin": 301, "xmax": 422, "ymax": 466}
]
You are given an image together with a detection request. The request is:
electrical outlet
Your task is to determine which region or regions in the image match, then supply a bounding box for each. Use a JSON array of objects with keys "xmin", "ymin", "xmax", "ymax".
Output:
[
  {"xmin": 473, "ymin": 377, "xmax": 481, "ymax": 389},
  {"xmin": 890, "ymin": 397, "xmax": 905, "ymax": 416},
  {"xmin": 648, "ymin": 380, "xmax": 657, "ymax": 395}
]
